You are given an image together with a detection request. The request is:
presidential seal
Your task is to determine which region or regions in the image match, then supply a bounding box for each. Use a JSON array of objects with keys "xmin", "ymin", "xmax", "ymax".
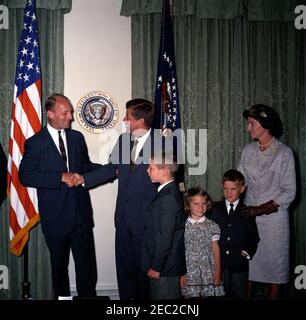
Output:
[{"xmin": 76, "ymin": 91, "xmax": 119, "ymax": 133}]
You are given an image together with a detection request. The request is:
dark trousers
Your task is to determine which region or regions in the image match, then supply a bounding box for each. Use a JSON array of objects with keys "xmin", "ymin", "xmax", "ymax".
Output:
[
  {"xmin": 148, "ymin": 276, "xmax": 181, "ymax": 300},
  {"xmin": 222, "ymin": 270, "xmax": 248, "ymax": 299},
  {"xmin": 115, "ymin": 221, "xmax": 146, "ymax": 300},
  {"xmin": 44, "ymin": 223, "xmax": 97, "ymax": 299}
]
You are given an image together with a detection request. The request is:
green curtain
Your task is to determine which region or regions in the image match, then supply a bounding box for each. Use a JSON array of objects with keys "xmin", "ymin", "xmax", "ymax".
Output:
[
  {"xmin": 0, "ymin": 0, "xmax": 72, "ymax": 300},
  {"xmin": 121, "ymin": 0, "xmax": 306, "ymax": 295}
]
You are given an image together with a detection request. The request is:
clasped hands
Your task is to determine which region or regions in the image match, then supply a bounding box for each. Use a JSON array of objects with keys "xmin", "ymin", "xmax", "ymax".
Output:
[
  {"xmin": 240, "ymin": 200, "xmax": 279, "ymax": 218},
  {"xmin": 61, "ymin": 172, "xmax": 84, "ymax": 187}
]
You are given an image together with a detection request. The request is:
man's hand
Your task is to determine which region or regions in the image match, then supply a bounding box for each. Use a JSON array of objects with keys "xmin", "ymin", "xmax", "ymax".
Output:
[
  {"xmin": 179, "ymin": 182, "xmax": 186, "ymax": 193},
  {"xmin": 62, "ymin": 172, "xmax": 75, "ymax": 187},
  {"xmin": 61, "ymin": 173, "xmax": 84, "ymax": 187},
  {"xmin": 72, "ymin": 173, "xmax": 85, "ymax": 186},
  {"xmin": 180, "ymin": 275, "xmax": 187, "ymax": 288},
  {"xmin": 240, "ymin": 200, "xmax": 279, "ymax": 218},
  {"xmin": 147, "ymin": 268, "xmax": 160, "ymax": 280}
]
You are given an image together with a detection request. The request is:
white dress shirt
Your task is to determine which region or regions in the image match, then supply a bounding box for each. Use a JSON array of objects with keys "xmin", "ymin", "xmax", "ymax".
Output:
[
  {"xmin": 132, "ymin": 128, "xmax": 151, "ymax": 162},
  {"xmin": 225, "ymin": 199, "xmax": 240, "ymax": 214},
  {"xmin": 47, "ymin": 123, "xmax": 70, "ymax": 171}
]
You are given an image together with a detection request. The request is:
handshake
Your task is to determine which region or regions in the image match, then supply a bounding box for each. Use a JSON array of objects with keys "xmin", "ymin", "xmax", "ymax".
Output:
[{"xmin": 61, "ymin": 172, "xmax": 85, "ymax": 187}]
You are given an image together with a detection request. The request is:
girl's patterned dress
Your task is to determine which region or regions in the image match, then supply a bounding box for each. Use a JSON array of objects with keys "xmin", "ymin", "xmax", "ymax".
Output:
[{"xmin": 182, "ymin": 216, "xmax": 225, "ymax": 297}]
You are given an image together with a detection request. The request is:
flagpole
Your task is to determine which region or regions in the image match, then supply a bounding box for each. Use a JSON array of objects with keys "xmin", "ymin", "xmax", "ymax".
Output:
[
  {"xmin": 169, "ymin": 0, "xmax": 173, "ymax": 16},
  {"xmin": 21, "ymin": 243, "xmax": 32, "ymax": 300}
]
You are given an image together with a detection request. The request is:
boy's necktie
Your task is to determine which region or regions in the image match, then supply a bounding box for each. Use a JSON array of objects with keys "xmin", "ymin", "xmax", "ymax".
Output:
[{"xmin": 229, "ymin": 203, "xmax": 234, "ymax": 215}]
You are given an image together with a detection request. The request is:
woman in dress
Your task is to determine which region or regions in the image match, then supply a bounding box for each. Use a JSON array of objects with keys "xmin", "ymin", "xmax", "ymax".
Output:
[{"xmin": 238, "ymin": 104, "xmax": 296, "ymax": 299}]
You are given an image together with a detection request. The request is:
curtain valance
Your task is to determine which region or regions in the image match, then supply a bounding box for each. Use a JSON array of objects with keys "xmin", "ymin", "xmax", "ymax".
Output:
[
  {"xmin": 1, "ymin": 0, "xmax": 72, "ymax": 13},
  {"xmin": 120, "ymin": 0, "xmax": 299, "ymax": 22}
]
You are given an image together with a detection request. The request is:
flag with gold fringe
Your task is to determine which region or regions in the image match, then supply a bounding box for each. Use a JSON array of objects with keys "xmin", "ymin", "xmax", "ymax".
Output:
[{"xmin": 7, "ymin": 0, "xmax": 42, "ymax": 256}]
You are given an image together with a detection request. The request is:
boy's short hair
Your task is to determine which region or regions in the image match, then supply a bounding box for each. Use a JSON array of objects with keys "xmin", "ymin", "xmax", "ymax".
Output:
[
  {"xmin": 223, "ymin": 169, "xmax": 245, "ymax": 185},
  {"xmin": 151, "ymin": 152, "xmax": 178, "ymax": 177},
  {"xmin": 184, "ymin": 187, "xmax": 213, "ymax": 213}
]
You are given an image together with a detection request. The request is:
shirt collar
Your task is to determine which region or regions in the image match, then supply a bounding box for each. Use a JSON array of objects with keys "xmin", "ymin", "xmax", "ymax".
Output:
[
  {"xmin": 158, "ymin": 179, "xmax": 174, "ymax": 192},
  {"xmin": 187, "ymin": 216, "xmax": 206, "ymax": 224},
  {"xmin": 134, "ymin": 128, "xmax": 151, "ymax": 143},
  {"xmin": 225, "ymin": 198, "xmax": 240, "ymax": 213},
  {"xmin": 47, "ymin": 123, "xmax": 66, "ymax": 137}
]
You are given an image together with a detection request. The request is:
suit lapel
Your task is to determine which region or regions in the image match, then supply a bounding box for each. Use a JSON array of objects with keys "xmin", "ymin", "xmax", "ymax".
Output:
[
  {"xmin": 220, "ymin": 199, "xmax": 229, "ymax": 223},
  {"xmin": 128, "ymin": 132, "xmax": 152, "ymax": 176},
  {"xmin": 43, "ymin": 127, "xmax": 63, "ymax": 161}
]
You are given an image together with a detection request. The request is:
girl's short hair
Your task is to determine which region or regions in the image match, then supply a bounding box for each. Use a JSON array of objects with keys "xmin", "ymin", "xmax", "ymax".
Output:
[{"xmin": 184, "ymin": 187, "xmax": 213, "ymax": 214}]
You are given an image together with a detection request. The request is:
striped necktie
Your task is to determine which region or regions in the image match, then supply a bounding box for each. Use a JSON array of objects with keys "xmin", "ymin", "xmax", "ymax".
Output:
[
  {"xmin": 58, "ymin": 130, "xmax": 67, "ymax": 168},
  {"xmin": 129, "ymin": 138, "xmax": 139, "ymax": 172}
]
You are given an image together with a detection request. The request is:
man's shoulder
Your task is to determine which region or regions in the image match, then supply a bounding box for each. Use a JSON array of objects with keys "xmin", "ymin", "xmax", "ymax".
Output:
[
  {"xmin": 26, "ymin": 127, "xmax": 46, "ymax": 144},
  {"xmin": 66, "ymin": 128, "xmax": 84, "ymax": 138}
]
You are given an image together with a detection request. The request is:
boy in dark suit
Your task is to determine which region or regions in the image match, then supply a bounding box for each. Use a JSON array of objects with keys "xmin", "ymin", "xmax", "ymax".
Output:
[
  {"xmin": 142, "ymin": 152, "xmax": 186, "ymax": 299},
  {"xmin": 207, "ymin": 169, "xmax": 259, "ymax": 299}
]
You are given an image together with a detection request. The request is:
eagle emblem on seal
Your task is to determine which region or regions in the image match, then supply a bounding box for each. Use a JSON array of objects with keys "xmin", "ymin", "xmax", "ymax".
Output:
[{"xmin": 76, "ymin": 91, "xmax": 119, "ymax": 133}]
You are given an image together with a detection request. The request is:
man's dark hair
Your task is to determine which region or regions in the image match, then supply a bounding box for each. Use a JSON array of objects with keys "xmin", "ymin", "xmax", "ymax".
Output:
[
  {"xmin": 126, "ymin": 98, "xmax": 155, "ymax": 128},
  {"xmin": 45, "ymin": 93, "xmax": 72, "ymax": 112},
  {"xmin": 223, "ymin": 169, "xmax": 245, "ymax": 185}
]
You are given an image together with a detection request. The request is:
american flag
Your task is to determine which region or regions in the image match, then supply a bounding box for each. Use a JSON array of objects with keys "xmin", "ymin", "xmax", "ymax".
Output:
[
  {"xmin": 154, "ymin": 0, "xmax": 181, "ymax": 131},
  {"xmin": 7, "ymin": 0, "xmax": 42, "ymax": 256}
]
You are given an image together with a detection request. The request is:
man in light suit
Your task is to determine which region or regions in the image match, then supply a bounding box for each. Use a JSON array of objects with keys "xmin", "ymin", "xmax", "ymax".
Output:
[
  {"xmin": 74, "ymin": 98, "xmax": 163, "ymax": 300},
  {"xmin": 19, "ymin": 94, "xmax": 100, "ymax": 299}
]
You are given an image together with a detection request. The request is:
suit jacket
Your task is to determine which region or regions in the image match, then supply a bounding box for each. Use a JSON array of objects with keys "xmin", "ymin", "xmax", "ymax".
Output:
[
  {"xmin": 83, "ymin": 131, "xmax": 165, "ymax": 234},
  {"xmin": 207, "ymin": 199, "xmax": 260, "ymax": 272},
  {"xmin": 141, "ymin": 181, "xmax": 186, "ymax": 277},
  {"xmin": 19, "ymin": 127, "xmax": 101, "ymax": 235}
]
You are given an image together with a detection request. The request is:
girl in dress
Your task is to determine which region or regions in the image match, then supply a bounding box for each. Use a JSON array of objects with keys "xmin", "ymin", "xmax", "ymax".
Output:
[{"xmin": 181, "ymin": 187, "xmax": 225, "ymax": 298}]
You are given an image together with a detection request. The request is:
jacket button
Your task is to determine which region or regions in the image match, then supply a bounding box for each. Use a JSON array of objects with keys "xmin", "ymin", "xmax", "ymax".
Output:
[
  {"xmin": 228, "ymin": 224, "xmax": 232, "ymax": 227},
  {"xmin": 226, "ymin": 250, "xmax": 230, "ymax": 255},
  {"xmin": 227, "ymin": 237, "xmax": 231, "ymax": 241}
]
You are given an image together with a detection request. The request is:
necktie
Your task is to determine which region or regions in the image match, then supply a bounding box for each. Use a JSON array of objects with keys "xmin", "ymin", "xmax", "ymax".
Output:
[
  {"xmin": 129, "ymin": 138, "xmax": 139, "ymax": 172},
  {"xmin": 229, "ymin": 203, "xmax": 234, "ymax": 216},
  {"xmin": 58, "ymin": 130, "xmax": 67, "ymax": 167}
]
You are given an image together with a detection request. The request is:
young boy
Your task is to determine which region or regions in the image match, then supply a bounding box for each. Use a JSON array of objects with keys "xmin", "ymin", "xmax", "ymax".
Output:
[
  {"xmin": 141, "ymin": 152, "xmax": 186, "ymax": 300},
  {"xmin": 207, "ymin": 169, "xmax": 260, "ymax": 299}
]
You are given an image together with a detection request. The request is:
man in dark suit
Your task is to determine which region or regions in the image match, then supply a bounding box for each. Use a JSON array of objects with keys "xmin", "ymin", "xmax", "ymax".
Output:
[
  {"xmin": 207, "ymin": 169, "xmax": 260, "ymax": 299},
  {"xmin": 142, "ymin": 152, "xmax": 186, "ymax": 299},
  {"xmin": 74, "ymin": 98, "xmax": 164, "ymax": 300},
  {"xmin": 19, "ymin": 94, "xmax": 100, "ymax": 299}
]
